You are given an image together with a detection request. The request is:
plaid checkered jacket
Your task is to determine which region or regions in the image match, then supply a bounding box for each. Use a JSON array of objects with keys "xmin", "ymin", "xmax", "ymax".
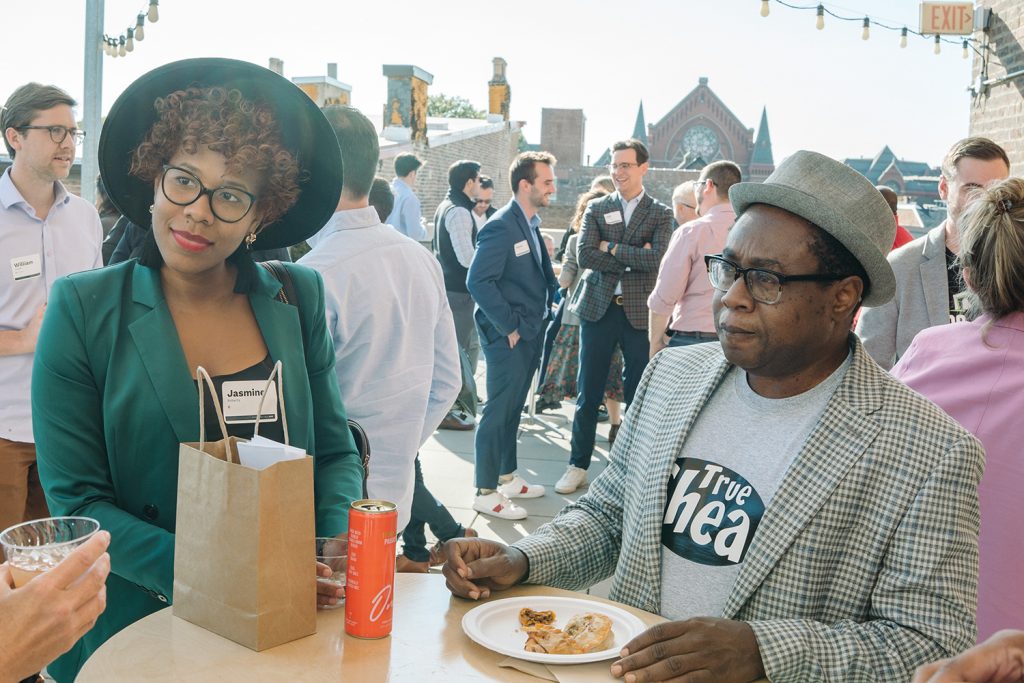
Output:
[
  {"xmin": 567, "ymin": 192, "xmax": 673, "ymax": 330},
  {"xmin": 514, "ymin": 337, "xmax": 983, "ymax": 681}
]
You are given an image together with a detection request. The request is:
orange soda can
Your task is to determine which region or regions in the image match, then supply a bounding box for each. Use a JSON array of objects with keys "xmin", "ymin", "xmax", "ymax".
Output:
[{"xmin": 344, "ymin": 499, "xmax": 397, "ymax": 639}]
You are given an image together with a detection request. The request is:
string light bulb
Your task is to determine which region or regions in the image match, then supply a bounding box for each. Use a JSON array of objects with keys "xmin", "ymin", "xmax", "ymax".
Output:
[
  {"xmin": 101, "ymin": 38, "xmax": 110, "ymax": 56},
  {"xmin": 148, "ymin": 0, "xmax": 159, "ymax": 23},
  {"xmin": 900, "ymin": 27, "xmax": 908, "ymax": 48},
  {"xmin": 933, "ymin": 35, "xmax": 941, "ymax": 55},
  {"xmin": 118, "ymin": 35, "xmax": 126, "ymax": 57},
  {"xmin": 862, "ymin": 17, "xmax": 870, "ymax": 40},
  {"xmin": 125, "ymin": 27, "xmax": 135, "ymax": 52},
  {"xmin": 760, "ymin": 0, "xmax": 769, "ymax": 18},
  {"xmin": 962, "ymin": 40, "xmax": 969, "ymax": 59},
  {"xmin": 109, "ymin": 39, "xmax": 118, "ymax": 57},
  {"xmin": 815, "ymin": 4, "xmax": 825, "ymax": 30},
  {"xmin": 135, "ymin": 13, "xmax": 145, "ymax": 41}
]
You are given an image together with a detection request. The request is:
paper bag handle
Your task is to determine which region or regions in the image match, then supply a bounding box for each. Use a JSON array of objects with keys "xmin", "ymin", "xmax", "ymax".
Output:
[
  {"xmin": 195, "ymin": 366, "xmax": 230, "ymax": 451},
  {"xmin": 252, "ymin": 360, "xmax": 290, "ymax": 446}
]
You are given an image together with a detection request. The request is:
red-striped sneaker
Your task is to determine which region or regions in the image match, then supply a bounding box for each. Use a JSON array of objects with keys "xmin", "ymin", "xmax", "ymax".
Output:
[
  {"xmin": 497, "ymin": 474, "xmax": 546, "ymax": 499},
  {"xmin": 472, "ymin": 491, "xmax": 527, "ymax": 520}
]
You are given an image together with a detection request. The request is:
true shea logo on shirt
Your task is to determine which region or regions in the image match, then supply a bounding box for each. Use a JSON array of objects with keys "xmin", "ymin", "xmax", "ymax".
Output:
[{"xmin": 662, "ymin": 458, "xmax": 765, "ymax": 566}]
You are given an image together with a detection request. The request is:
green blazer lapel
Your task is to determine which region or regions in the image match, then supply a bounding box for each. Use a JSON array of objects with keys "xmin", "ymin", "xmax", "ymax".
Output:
[
  {"xmin": 127, "ymin": 265, "xmax": 200, "ymax": 444},
  {"xmin": 722, "ymin": 340, "xmax": 883, "ymax": 618},
  {"xmin": 249, "ymin": 267, "xmax": 305, "ymax": 442}
]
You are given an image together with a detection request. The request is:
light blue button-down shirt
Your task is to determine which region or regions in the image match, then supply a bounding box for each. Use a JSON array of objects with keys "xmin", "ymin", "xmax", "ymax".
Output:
[
  {"xmin": 614, "ymin": 190, "xmax": 645, "ymax": 295},
  {"xmin": 0, "ymin": 168, "xmax": 102, "ymax": 442},
  {"xmin": 385, "ymin": 177, "xmax": 428, "ymax": 242}
]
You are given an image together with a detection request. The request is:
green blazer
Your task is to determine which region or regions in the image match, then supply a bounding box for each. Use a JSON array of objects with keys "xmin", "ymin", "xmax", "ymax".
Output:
[{"xmin": 32, "ymin": 260, "xmax": 363, "ymax": 682}]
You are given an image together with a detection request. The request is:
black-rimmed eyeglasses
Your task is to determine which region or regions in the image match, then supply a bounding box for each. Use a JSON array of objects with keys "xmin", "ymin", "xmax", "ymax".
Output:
[
  {"xmin": 15, "ymin": 125, "xmax": 85, "ymax": 145},
  {"xmin": 705, "ymin": 254, "xmax": 847, "ymax": 305},
  {"xmin": 160, "ymin": 165, "xmax": 257, "ymax": 224}
]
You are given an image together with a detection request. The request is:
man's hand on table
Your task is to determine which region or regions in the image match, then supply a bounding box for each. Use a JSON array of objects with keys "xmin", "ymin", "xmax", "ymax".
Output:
[
  {"xmin": 610, "ymin": 617, "xmax": 765, "ymax": 683},
  {"xmin": 913, "ymin": 629, "xmax": 1024, "ymax": 683},
  {"xmin": 441, "ymin": 539, "xmax": 528, "ymax": 600}
]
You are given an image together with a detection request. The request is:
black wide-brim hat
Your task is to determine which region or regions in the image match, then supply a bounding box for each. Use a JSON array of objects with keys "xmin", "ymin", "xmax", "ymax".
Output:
[{"xmin": 98, "ymin": 58, "xmax": 341, "ymax": 250}]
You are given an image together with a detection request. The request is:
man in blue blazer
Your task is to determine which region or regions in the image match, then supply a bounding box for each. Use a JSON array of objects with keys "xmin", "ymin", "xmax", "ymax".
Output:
[{"xmin": 466, "ymin": 152, "xmax": 559, "ymax": 520}]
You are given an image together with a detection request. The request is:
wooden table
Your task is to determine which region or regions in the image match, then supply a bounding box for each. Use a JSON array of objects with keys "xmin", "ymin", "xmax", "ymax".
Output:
[{"xmin": 76, "ymin": 574, "xmax": 668, "ymax": 682}]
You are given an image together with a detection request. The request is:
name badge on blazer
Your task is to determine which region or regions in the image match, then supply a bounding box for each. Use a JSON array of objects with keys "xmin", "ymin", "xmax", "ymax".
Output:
[
  {"xmin": 10, "ymin": 254, "xmax": 42, "ymax": 281},
  {"xmin": 514, "ymin": 240, "xmax": 531, "ymax": 257},
  {"xmin": 604, "ymin": 211, "xmax": 623, "ymax": 225},
  {"xmin": 222, "ymin": 380, "xmax": 279, "ymax": 424}
]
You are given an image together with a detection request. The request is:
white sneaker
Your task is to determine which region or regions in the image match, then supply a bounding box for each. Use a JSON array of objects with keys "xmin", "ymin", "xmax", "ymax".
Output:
[
  {"xmin": 555, "ymin": 466, "xmax": 588, "ymax": 494},
  {"xmin": 497, "ymin": 474, "xmax": 545, "ymax": 499},
  {"xmin": 473, "ymin": 491, "xmax": 528, "ymax": 520}
]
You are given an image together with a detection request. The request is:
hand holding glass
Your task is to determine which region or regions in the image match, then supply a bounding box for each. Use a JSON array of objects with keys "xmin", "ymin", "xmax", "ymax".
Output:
[
  {"xmin": 316, "ymin": 536, "xmax": 347, "ymax": 609},
  {"xmin": 1, "ymin": 517, "xmax": 101, "ymax": 587}
]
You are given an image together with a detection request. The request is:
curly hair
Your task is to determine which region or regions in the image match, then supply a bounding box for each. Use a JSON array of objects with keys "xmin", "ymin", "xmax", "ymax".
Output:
[{"xmin": 130, "ymin": 86, "xmax": 300, "ymax": 229}]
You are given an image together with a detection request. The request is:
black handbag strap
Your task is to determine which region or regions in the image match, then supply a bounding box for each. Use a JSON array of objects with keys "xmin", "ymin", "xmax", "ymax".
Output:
[{"xmin": 258, "ymin": 260, "xmax": 299, "ymax": 307}]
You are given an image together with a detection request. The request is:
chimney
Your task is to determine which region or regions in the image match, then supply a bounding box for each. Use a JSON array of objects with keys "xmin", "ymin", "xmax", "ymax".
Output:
[
  {"xmin": 488, "ymin": 57, "xmax": 510, "ymax": 123},
  {"xmin": 327, "ymin": 63, "xmax": 337, "ymax": 80},
  {"xmin": 381, "ymin": 64, "xmax": 434, "ymax": 143},
  {"xmin": 268, "ymin": 57, "xmax": 284, "ymax": 76}
]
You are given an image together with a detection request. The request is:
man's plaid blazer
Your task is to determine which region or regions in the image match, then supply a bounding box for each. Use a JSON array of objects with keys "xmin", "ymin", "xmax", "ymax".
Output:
[
  {"xmin": 568, "ymin": 191, "xmax": 673, "ymax": 330},
  {"xmin": 514, "ymin": 336, "xmax": 983, "ymax": 681}
]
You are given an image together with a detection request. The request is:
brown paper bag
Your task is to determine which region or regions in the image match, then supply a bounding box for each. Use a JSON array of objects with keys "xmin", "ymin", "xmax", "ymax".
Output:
[{"xmin": 173, "ymin": 363, "xmax": 316, "ymax": 651}]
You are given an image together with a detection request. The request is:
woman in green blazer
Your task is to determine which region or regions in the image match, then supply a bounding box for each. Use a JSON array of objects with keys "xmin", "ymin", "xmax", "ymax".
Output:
[{"xmin": 30, "ymin": 59, "xmax": 362, "ymax": 681}]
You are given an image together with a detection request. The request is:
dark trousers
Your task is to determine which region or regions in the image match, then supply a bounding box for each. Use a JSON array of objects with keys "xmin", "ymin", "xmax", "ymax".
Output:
[
  {"xmin": 400, "ymin": 455, "xmax": 464, "ymax": 562},
  {"xmin": 570, "ymin": 304, "xmax": 649, "ymax": 469},
  {"xmin": 474, "ymin": 329, "xmax": 543, "ymax": 489},
  {"xmin": 537, "ymin": 297, "xmax": 564, "ymax": 388}
]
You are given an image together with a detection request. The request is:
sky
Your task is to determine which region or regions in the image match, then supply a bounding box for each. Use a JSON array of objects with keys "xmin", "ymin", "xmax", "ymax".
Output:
[{"xmin": 2, "ymin": 0, "xmax": 976, "ymax": 168}]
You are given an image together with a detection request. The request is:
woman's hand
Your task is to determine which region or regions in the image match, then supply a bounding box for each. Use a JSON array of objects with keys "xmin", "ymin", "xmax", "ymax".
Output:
[{"xmin": 316, "ymin": 560, "xmax": 344, "ymax": 608}]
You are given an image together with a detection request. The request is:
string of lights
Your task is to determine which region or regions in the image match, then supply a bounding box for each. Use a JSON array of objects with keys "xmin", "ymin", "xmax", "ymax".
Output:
[
  {"xmin": 101, "ymin": 0, "xmax": 160, "ymax": 58},
  {"xmin": 759, "ymin": 0, "xmax": 982, "ymax": 59}
]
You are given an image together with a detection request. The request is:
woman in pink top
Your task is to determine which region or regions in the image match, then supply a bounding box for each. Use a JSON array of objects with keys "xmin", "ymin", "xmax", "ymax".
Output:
[{"xmin": 893, "ymin": 177, "xmax": 1024, "ymax": 642}]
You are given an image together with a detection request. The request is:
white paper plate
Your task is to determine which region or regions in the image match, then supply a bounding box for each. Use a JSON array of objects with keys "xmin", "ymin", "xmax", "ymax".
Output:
[{"xmin": 461, "ymin": 595, "xmax": 647, "ymax": 665}]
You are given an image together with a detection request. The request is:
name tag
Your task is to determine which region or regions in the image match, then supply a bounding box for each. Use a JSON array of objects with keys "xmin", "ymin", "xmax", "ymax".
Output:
[
  {"xmin": 514, "ymin": 240, "xmax": 530, "ymax": 257},
  {"xmin": 11, "ymin": 254, "xmax": 41, "ymax": 281},
  {"xmin": 222, "ymin": 380, "xmax": 279, "ymax": 424},
  {"xmin": 604, "ymin": 211, "xmax": 623, "ymax": 225}
]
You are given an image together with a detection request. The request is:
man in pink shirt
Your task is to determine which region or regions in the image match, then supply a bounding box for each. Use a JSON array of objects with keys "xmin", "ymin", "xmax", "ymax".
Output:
[{"xmin": 648, "ymin": 161, "xmax": 741, "ymax": 356}]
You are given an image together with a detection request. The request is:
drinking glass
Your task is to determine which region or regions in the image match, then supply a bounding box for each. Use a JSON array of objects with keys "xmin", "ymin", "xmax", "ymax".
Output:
[
  {"xmin": 316, "ymin": 536, "xmax": 348, "ymax": 610},
  {"xmin": 1, "ymin": 516, "xmax": 101, "ymax": 588}
]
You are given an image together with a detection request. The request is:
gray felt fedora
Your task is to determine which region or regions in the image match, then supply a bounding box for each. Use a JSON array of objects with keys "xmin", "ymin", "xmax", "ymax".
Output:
[{"xmin": 729, "ymin": 150, "xmax": 897, "ymax": 307}]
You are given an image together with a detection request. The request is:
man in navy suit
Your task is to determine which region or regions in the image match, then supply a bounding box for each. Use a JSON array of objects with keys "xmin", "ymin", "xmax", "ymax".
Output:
[{"xmin": 467, "ymin": 152, "xmax": 559, "ymax": 520}]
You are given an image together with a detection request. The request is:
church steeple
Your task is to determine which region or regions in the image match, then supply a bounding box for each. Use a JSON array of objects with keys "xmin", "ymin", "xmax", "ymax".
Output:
[
  {"xmin": 751, "ymin": 107, "xmax": 773, "ymax": 166},
  {"xmin": 632, "ymin": 101, "xmax": 648, "ymax": 145}
]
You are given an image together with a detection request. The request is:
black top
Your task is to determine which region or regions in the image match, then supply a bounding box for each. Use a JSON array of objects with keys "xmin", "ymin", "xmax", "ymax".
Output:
[{"xmin": 198, "ymin": 354, "xmax": 286, "ymax": 443}]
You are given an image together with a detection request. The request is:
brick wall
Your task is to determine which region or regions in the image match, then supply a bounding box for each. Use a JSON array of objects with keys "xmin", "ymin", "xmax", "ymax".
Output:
[
  {"xmin": 970, "ymin": 0, "xmax": 1024, "ymax": 175},
  {"xmin": 378, "ymin": 123, "xmax": 522, "ymax": 231},
  {"xmin": 540, "ymin": 109, "xmax": 586, "ymax": 168}
]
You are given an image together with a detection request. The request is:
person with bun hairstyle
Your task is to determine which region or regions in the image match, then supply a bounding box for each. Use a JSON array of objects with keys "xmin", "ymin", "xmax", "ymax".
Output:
[
  {"xmin": 893, "ymin": 176, "xmax": 1024, "ymax": 642},
  {"xmin": 30, "ymin": 59, "xmax": 363, "ymax": 681}
]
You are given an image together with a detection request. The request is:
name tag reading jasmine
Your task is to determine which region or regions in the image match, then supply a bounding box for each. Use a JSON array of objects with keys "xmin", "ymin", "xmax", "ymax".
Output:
[
  {"xmin": 222, "ymin": 380, "xmax": 278, "ymax": 424},
  {"xmin": 11, "ymin": 254, "xmax": 42, "ymax": 281}
]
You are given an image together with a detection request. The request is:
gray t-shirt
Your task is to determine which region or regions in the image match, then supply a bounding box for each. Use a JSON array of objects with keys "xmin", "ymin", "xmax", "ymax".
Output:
[{"xmin": 659, "ymin": 354, "xmax": 852, "ymax": 620}]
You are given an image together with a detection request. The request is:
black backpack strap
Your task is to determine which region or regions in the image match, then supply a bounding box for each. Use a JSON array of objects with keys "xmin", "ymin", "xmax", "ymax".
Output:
[{"xmin": 258, "ymin": 260, "xmax": 299, "ymax": 307}]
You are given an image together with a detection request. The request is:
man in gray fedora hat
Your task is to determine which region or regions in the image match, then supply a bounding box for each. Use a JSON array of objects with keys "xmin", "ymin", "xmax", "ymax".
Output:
[{"xmin": 442, "ymin": 150, "xmax": 984, "ymax": 682}]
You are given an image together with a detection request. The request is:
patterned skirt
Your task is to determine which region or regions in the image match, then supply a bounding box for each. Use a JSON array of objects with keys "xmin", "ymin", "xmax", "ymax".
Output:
[{"xmin": 538, "ymin": 324, "xmax": 625, "ymax": 403}]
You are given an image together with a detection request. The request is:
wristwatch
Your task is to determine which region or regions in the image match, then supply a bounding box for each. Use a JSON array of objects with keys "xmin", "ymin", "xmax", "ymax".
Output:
[{"xmin": 607, "ymin": 242, "xmax": 617, "ymax": 254}]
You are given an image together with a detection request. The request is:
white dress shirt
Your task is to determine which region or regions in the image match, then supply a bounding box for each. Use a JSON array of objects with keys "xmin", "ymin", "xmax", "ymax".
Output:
[{"xmin": 299, "ymin": 207, "xmax": 461, "ymax": 531}]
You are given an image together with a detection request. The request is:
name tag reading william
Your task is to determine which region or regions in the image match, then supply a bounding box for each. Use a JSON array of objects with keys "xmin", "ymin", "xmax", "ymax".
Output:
[
  {"xmin": 514, "ymin": 240, "xmax": 531, "ymax": 257},
  {"xmin": 11, "ymin": 254, "xmax": 42, "ymax": 281},
  {"xmin": 222, "ymin": 380, "xmax": 279, "ymax": 424}
]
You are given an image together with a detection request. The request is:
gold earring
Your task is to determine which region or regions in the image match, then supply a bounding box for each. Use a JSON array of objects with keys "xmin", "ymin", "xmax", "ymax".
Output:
[{"xmin": 245, "ymin": 232, "xmax": 257, "ymax": 249}]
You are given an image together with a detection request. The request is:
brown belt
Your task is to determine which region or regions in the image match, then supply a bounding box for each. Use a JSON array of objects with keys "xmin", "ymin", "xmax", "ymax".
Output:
[
  {"xmin": 673, "ymin": 330, "xmax": 717, "ymax": 340},
  {"xmin": 613, "ymin": 295, "xmax": 624, "ymax": 306}
]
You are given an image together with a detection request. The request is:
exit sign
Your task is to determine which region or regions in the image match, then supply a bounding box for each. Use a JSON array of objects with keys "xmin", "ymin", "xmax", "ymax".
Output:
[{"xmin": 920, "ymin": 2, "xmax": 974, "ymax": 35}]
